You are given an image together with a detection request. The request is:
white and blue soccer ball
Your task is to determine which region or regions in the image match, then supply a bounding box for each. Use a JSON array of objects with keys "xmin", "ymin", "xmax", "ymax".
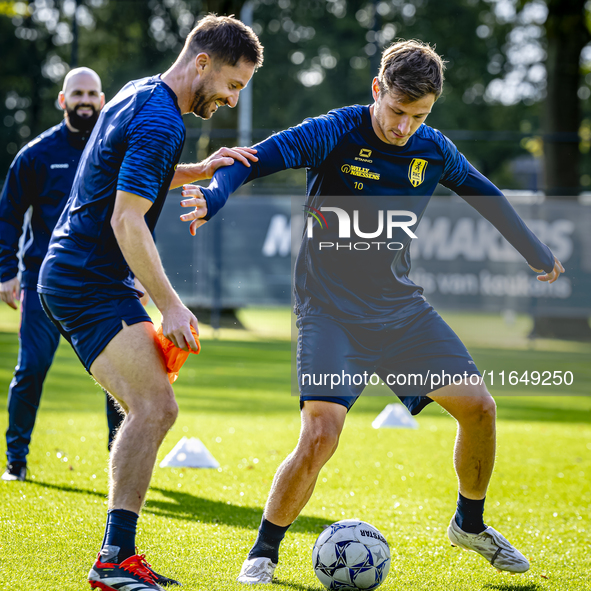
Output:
[{"xmin": 312, "ymin": 519, "xmax": 391, "ymax": 590}]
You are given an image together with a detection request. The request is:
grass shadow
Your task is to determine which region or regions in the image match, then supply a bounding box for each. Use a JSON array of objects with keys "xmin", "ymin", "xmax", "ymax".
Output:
[
  {"xmin": 25, "ymin": 479, "xmax": 107, "ymax": 497},
  {"xmin": 482, "ymin": 583, "xmax": 543, "ymax": 591},
  {"xmin": 273, "ymin": 580, "xmax": 324, "ymax": 591},
  {"xmin": 144, "ymin": 487, "xmax": 330, "ymax": 534},
  {"xmin": 24, "ymin": 481, "xmax": 328, "ymax": 534}
]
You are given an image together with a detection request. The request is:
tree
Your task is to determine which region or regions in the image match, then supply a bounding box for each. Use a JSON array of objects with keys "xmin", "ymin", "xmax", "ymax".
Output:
[
  {"xmin": 519, "ymin": 0, "xmax": 591, "ymax": 338},
  {"xmin": 542, "ymin": 0, "xmax": 591, "ymax": 196},
  {"xmin": 0, "ymin": 0, "xmax": 72, "ymax": 170},
  {"xmin": 1, "ymin": 0, "xmax": 575, "ymax": 186},
  {"xmin": 2, "ymin": 0, "xmax": 589, "ymax": 336}
]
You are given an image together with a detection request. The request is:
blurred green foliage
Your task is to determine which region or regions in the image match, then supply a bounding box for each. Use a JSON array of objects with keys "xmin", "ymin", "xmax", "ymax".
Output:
[{"xmin": 1, "ymin": 0, "xmax": 590, "ymax": 190}]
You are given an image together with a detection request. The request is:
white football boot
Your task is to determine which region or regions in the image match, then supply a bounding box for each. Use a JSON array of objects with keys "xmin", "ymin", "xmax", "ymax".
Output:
[
  {"xmin": 237, "ymin": 557, "xmax": 277, "ymax": 585},
  {"xmin": 448, "ymin": 517, "xmax": 530, "ymax": 573},
  {"xmin": 2, "ymin": 462, "xmax": 26, "ymax": 482}
]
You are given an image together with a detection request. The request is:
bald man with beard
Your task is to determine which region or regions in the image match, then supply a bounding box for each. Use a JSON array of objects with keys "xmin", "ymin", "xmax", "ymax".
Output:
[{"xmin": 0, "ymin": 68, "xmax": 126, "ymax": 483}]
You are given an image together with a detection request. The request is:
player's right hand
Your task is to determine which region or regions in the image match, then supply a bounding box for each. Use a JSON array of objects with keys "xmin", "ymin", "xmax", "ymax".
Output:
[
  {"xmin": 200, "ymin": 146, "xmax": 258, "ymax": 179},
  {"xmin": 0, "ymin": 276, "xmax": 20, "ymax": 310},
  {"xmin": 180, "ymin": 185, "xmax": 208, "ymax": 236},
  {"xmin": 160, "ymin": 302, "xmax": 199, "ymax": 352},
  {"xmin": 529, "ymin": 256, "xmax": 565, "ymax": 284}
]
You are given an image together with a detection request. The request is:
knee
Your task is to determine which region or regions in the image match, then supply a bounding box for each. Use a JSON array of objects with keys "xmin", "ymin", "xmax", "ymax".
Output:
[
  {"xmin": 479, "ymin": 394, "xmax": 496, "ymax": 421},
  {"xmin": 157, "ymin": 395, "xmax": 179, "ymax": 431},
  {"xmin": 299, "ymin": 422, "xmax": 341, "ymax": 466},
  {"xmin": 129, "ymin": 388, "xmax": 178, "ymax": 433},
  {"xmin": 461, "ymin": 393, "xmax": 496, "ymax": 426}
]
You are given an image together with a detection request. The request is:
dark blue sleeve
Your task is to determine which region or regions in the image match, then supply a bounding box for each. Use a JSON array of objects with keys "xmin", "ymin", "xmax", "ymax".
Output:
[
  {"xmin": 0, "ymin": 152, "xmax": 33, "ymax": 282},
  {"xmin": 201, "ymin": 137, "xmax": 286, "ymax": 219},
  {"xmin": 271, "ymin": 105, "xmax": 365, "ymax": 169},
  {"xmin": 451, "ymin": 163, "xmax": 555, "ymax": 272},
  {"xmin": 432, "ymin": 129, "xmax": 470, "ymax": 187},
  {"xmin": 117, "ymin": 95, "xmax": 185, "ymax": 202},
  {"xmin": 201, "ymin": 105, "xmax": 365, "ymax": 219}
]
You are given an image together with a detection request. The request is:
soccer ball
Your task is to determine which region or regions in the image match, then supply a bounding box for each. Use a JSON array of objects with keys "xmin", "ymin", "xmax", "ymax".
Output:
[{"xmin": 312, "ymin": 519, "xmax": 391, "ymax": 590}]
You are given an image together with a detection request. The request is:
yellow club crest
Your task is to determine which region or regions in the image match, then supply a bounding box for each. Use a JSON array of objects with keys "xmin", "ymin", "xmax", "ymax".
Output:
[{"xmin": 408, "ymin": 158, "xmax": 428, "ymax": 187}]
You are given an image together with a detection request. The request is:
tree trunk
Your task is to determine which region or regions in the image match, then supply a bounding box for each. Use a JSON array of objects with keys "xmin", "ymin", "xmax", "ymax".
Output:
[
  {"xmin": 532, "ymin": 0, "xmax": 591, "ymax": 340},
  {"xmin": 529, "ymin": 317, "xmax": 591, "ymax": 340},
  {"xmin": 543, "ymin": 0, "xmax": 590, "ymax": 197}
]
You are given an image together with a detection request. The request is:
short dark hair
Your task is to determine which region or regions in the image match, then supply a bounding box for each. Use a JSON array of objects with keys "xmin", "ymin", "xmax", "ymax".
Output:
[
  {"xmin": 378, "ymin": 40, "xmax": 445, "ymax": 102},
  {"xmin": 182, "ymin": 14, "xmax": 264, "ymax": 69}
]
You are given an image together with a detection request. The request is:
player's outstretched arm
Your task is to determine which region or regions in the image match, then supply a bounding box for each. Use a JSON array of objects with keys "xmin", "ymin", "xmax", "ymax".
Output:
[
  {"xmin": 451, "ymin": 163, "xmax": 558, "ymax": 276},
  {"xmin": 111, "ymin": 190, "xmax": 198, "ymax": 352},
  {"xmin": 169, "ymin": 146, "xmax": 258, "ymax": 189},
  {"xmin": 178, "ymin": 137, "xmax": 288, "ymax": 234},
  {"xmin": 179, "ymin": 106, "xmax": 366, "ymax": 232}
]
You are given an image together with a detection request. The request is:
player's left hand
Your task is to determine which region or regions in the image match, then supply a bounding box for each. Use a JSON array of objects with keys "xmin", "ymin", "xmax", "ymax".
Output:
[
  {"xmin": 180, "ymin": 185, "xmax": 208, "ymax": 236},
  {"xmin": 200, "ymin": 146, "xmax": 258, "ymax": 179},
  {"xmin": 529, "ymin": 256, "xmax": 565, "ymax": 284}
]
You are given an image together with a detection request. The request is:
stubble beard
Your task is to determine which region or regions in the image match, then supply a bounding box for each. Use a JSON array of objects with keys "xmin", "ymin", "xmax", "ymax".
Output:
[{"xmin": 190, "ymin": 79, "xmax": 217, "ymax": 119}]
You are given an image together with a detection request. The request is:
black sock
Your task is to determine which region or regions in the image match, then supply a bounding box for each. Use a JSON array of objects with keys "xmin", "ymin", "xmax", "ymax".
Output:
[
  {"xmin": 100, "ymin": 509, "xmax": 139, "ymax": 563},
  {"xmin": 248, "ymin": 516, "xmax": 291, "ymax": 564},
  {"xmin": 454, "ymin": 493, "xmax": 486, "ymax": 534}
]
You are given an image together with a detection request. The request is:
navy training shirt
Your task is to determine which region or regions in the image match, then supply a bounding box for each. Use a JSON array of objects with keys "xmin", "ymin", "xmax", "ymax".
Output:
[
  {"xmin": 0, "ymin": 121, "xmax": 91, "ymax": 289},
  {"xmin": 38, "ymin": 76, "xmax": 185, "ymax": 298},
  {"xmin": 200, "ymin": 104, "xmax": 555, "ymax": 322}
]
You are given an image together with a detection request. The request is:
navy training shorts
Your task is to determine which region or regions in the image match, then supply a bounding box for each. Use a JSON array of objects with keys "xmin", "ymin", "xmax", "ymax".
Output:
[
  {"xmin": 39, "ymin": 292, "xmax": 152, "ymax": 373},
  {"xmin": 297, "ymin": 303, "xmax": 481, "ymax": 415}
]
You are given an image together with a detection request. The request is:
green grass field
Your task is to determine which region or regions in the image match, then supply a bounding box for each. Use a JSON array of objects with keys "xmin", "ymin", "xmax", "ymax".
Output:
[{"xmin": 0, "ymin": 305, "xmax": 590, "ymax": 590}]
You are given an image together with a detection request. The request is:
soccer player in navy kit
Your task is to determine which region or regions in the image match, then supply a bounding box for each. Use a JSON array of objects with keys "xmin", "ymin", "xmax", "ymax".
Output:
[
  {"xmin": 0, "ymin": 68, "xmax": 126, "ymax": 482},
  {"xmin": 179, "ymin": 40, "xmax": 565, "ymax": 583},
  {"xmin": 37, "ymin": 16, "xmax": 263, "ymax": 591}
]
